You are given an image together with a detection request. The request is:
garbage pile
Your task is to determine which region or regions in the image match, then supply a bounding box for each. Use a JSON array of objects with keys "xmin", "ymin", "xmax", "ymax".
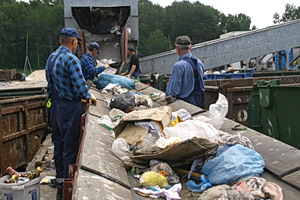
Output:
[
  {"xmin": 103, "ymin": 93, "xmax": 284, "ymax": 200},
  {"xmin": 3, "ymin": 166, "xmax": 42, "ymax": 184}
]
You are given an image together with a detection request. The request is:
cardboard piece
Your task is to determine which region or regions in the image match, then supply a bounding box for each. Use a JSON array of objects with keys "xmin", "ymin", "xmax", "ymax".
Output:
[
  {"xmin": 132, "ymin": 137, "xmax": 218, "ymax": 166},
  {"xmin": 117, "ymin": 124, "xmax": 148, "ymax": 145},
  {"xmin": 114, "ymin": 106, "xmax": 172, "ymax": 138}
]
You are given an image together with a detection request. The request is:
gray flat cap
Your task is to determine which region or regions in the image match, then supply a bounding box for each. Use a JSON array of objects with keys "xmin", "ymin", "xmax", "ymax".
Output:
[{"xmin": 175, "ymin": 35, "xmax": 192, "ymax": 45}]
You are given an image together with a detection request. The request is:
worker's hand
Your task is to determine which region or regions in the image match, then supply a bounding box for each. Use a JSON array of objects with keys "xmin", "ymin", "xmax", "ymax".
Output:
[
  {"xmin": 90, "ymin": 93, "xmax": 97, "ymax": 106},
  {"xmin": 126, "ymin": 74, "xmax": 131, "ymax": 78},
  {"xmin": 120, "ymin": 73, "xmax": 126, "ymax": 76},
  {"xmin": 104, "ymin": 63, "xmax": 110, "ymax": 68},
  {"xmin": 82, "ymin": 93, "xmax": 97, "ymax": 106}
]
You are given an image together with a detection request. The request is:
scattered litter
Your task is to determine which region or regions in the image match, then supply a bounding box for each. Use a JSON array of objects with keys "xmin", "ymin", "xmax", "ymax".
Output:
[
  {"xmin": 40, "ymin": 176, "xmax": 56, "ymax": 184},
  {"xmin": 111, "ymin": 138, "xmax": 131, "ymax": 162},
  {"xmin": 218, "ymin": 131, "xmax": 254, "ymax": 150},
  {"xmin": 97, "ymin": 115, "xmax": 121, "ymax": 130},
  {"xmin": 186, "ymin": 175, "xmax": 212, "ymax": 192},
  {"xmin": 194, "ymin": 93, "xmax": 228, "ymax": 129},
  {"xmin": 101, "ymin": 83, "xmax": 119, "ymax": 93},
  {"xmin": 150, "ymin": 160, "xmax": 179, "ymax": 184},
  {"xmin": 164, "ymin": 120, "xmax": 219, "ymax": 143},
  {"xmin": 109, "ymin": 92, "xmax": 135, "ymax": 112},
  {"xmin": 140, "ymin": 171, "xmax": 169, "ymax": 188},
  {"xmin": 109, "ymin": 108, "xmax": 126, "ymax": 119},
  {"xmin": 202, "ymin": 144, "xmax": 265, "ymax": 185},
  {"xmin": 133, "ymin": 183, "xmax": 182, "ymax": 200},
  {"xmin": 94, "ymin": 74, "xmax": 135, "ymax": 89}
]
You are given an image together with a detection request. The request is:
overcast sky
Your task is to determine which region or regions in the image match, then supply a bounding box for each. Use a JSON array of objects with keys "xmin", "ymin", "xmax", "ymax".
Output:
[{"xmin": 151, "ymin": 0, "xmax": 300, "ymax": 29}]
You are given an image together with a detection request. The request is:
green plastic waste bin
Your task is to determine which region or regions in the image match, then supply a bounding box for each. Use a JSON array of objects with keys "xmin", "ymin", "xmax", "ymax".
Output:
[{"xmin": 248, "ymin": 80, "xmax": 300, "ymax": 149}]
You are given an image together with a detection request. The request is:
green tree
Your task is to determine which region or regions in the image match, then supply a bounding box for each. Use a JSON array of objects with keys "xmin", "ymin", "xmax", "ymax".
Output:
[
  {"xmin": 138, "ymin": 0, "xmax": 169, "ymax": 55},
  {"xmin": 139, "ymin": 29, "xmax": 169, "ymax": 56},
  {"xmin": 222, "ymin": 14, "xmax": 252, "ymax": 33},
  {"xmin": 164, "ymin": 1, "xmax": 222, "ymax": 44},
  {"xmin": 273, "ymin": 3, "xmax": 300, "ymax": 24}
]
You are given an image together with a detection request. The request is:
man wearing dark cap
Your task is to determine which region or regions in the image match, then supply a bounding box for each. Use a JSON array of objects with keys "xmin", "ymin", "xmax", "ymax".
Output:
[
  {"xmin": 125, "ymin": 45, "xmax": 140, "ymax": 79},
  {"xmin": 80, "ymin": 42, "xmax": 109, "ymax": 81},
  {"xmin": 45, "ymin": 27, "xmax": 95, "ymax": 199},
  {"xmin": 166, "ymin": 35, "xmax": 205, "ymax": 108}
]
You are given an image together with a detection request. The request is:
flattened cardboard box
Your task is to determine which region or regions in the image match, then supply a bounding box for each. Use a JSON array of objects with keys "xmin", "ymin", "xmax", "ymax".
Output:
[
  {"xmin": 113, "ymin": 106, "xmax": 172, "ymax": 143},
  {"xmin": 132, "ymin": 137, "xmax": 218, "ymax": 166}
]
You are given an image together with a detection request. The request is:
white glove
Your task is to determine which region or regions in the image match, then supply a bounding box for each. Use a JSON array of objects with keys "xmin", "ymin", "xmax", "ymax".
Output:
[{"xmin": 159, "ymin": 93, "xmax": 166, "ymax": 101}]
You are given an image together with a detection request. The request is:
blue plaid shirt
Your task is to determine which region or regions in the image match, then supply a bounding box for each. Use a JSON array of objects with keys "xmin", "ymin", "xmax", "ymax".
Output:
[
  {"xmin": 80, "ymin": 52, "xmax": 105, "ymax": 81},
  {"xmin": 46, "ymin": 46, "xmax": 91, "ymax": 101}
]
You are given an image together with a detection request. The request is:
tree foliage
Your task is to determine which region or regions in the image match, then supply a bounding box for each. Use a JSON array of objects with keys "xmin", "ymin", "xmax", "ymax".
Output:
[
  {"xmin": 0, "ymin": 0, "xmax": 63, "ymax": 71},
  {"xmin": 273, "ymin": 3, "xmax": 300, "ymax": 24},
  {"xmin": 0, "ymin": 0, "xmax": 253, "ymax": 69},
  {"xmin": 138, "ymin": 0, "xmax": 253, "ymax": 56}
]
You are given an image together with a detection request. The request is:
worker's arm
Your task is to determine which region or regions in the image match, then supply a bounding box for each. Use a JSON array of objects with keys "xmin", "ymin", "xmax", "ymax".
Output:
[
  {"xmin": 67, "ymin": 57, "xmax": 91, "ymax": 99},
  {"xmin": 166, "ymin": 63, "xmax": 184, "ymax": 97},
  {"xmin": 81, "ymin": 54, "xmax": 106, "ymax": 77},
  {"xmin": 128, "ymin": 64, "xmax": 137, "ymax": 77}
]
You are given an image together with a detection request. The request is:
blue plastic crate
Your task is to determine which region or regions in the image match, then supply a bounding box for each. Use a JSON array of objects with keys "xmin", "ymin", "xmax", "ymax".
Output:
[{"xmin": 204, "ymin": 72, "xmax": 253, "ymax": 80}]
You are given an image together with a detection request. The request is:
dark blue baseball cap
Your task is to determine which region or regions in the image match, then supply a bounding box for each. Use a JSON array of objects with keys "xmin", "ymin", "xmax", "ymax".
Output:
[
  {"xmin": 89, "ymin": 42, "xmax": 100, "ymax": 51},
  {"xmin": 60, "ymin": 28, "xmax": 82, "ymax": 41},
  {"xmin": 128, "ymin": 45, "xmax": 135, "ymax": 51}
]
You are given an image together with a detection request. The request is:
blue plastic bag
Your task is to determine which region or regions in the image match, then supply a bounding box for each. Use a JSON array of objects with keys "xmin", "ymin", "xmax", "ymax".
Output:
[
  {"xmin": 186, "ymin": 175, "xmax": 212, "ymax": 192},
  {"xmin": 94, "ymin": 74, "xmax": 135, "ymax": 90},
  {"xmin": 201, "ymin": 144, "xmax": 265, "ymax": 185}
]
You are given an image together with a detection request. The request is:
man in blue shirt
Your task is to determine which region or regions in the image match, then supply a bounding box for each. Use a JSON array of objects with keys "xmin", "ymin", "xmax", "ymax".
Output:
[
  {"xmin": 81, "ymin": 42, "xmax": 108, "ymax": 81},
  {"xmin": 166, "ymin": 35, "xmax": 205, "ymax": 108},
  {"xmin": 45, "ymin": 28, "xmax": 95, "ymax": 199}
]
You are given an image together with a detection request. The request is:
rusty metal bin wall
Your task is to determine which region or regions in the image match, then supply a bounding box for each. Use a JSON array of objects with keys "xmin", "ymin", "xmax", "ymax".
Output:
[
  {"xmin": 204, "ymin": 75, "xmax": 300, "ymax": 126},
  {"xmin": 0, "ymin": 95, "xmax": 47, "ymax": 175}
]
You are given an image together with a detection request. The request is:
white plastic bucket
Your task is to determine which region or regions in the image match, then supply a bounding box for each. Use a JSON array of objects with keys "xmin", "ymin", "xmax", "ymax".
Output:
[{"xmin": 0, "ymin": 175, "xmax": 40, "ymax": 200}]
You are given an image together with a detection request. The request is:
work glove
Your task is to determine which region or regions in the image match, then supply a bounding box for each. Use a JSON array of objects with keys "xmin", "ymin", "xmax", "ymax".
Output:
[
  {"xmin": 104, "ymin": 63, "xmax": 110, "ymax": 68},
  {"xmin": 89, "ymin": 92, "xmax": 97, "ymax": 106},
  {"xmin": 120, "ymin": 73, "xmax": 126, "ymax": 76},
  {"xmin": 82, "ymin": 93, "xmax": 97, "ymax": 106}
]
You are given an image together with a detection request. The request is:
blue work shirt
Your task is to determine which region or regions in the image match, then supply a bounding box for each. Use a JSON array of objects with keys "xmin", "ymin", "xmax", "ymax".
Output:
[
  {"xmin": 46, "ymin": 46, "xmax": 91, "ymax": 101},
  {"xmin": 80, "ymin": 52, "xmax": 106, "ymax": 81},
  {"xmin": 166, "ymin": 53, "xmax": 205, "ymax": 99}
]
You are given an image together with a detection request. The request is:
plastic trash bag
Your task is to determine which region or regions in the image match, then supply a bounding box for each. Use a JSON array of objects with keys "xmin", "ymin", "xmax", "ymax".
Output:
[
  {"xmin": 109, "ymin": 92, "xmax": 135, "ymax": 112},
  {"xmin": 170, "ymin": 109, "xmax": 191, "ymax": 127},
  {"xmin": 101, "ymin": 83, "xmax": 119, "ymax": 93},
  {"xmin": 154, "ymin": 137, "xmax": 182, "ymax": 149},
  {"xmin": 173, "ymin": 109, "xmax": 191, "ymax": 121},
  {"xmin": 164, "ymin": 120, "xmax": 219, "ymax": 143},
  {"xmin": 140, "ymin": 171, "xmax": 169, "ymax": 188},
  {"xmin": 109, "ymin": 108, "xmax": 126, "ymax": 119},
  {"xmin": 150, "ymin": 160, "xmax": 180, "ymax": 184},
  {"xmin": 94, "ymin": 74, "xmax": 135, "ymax": 90},
  {"xmin": 194, "ymin": 93, "xmax": 228, "ymax": 129},
  {"xmin": 111, "ymin": 138, "xmax": 131, "ymax": 162},
  {"xmin": 97, "ymin": 115, "xmax": 121, "ymax": 130},
  {"xmin": 186, "ymin": 175, "xmax": 212, "ymax": 192},
  {"xmin": 135, "ymin": 133, "xmax": 161, "ymax": 154},
  {"xmin": 201, "ymin": 144, "xmax": 265, "ymax": 185}
]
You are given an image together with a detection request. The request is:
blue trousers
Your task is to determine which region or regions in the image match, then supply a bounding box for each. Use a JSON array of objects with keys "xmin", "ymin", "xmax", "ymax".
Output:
[{"xmin": 50, "ymin": 99, "xmax": 84, "ymax": 178}]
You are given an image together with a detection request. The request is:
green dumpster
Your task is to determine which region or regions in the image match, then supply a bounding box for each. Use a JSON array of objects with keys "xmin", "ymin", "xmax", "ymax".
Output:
[{"xmin": 248, "ymin": 80, "xmax": 300, "ymax": 149}]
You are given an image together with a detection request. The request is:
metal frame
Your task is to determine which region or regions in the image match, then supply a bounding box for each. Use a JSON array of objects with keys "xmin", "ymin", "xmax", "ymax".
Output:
[{"xmin": 140, "ymin": 19, "xmax": 300, "ymax": 74}]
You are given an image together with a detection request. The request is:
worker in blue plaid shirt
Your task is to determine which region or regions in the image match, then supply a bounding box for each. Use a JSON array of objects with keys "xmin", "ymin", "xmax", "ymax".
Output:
[
  {"xmin": 45, "ymin": 28, "xmax": 95, "ymax": 200},
  {"xmin": 80, "ymin": 42, "xmax": 108, "ymax": 81}
]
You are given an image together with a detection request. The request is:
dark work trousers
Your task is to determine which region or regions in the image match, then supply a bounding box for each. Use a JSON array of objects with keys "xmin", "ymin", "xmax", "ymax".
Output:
[{"xmin": 50, "ymin": 99, "xmax": 84, "ymax": 178}]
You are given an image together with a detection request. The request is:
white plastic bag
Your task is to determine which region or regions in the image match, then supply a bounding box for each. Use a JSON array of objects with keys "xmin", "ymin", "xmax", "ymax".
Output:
[
  {"xmin": 111, "ymin": 138, "xmax": 131, "ymax": 162},
  {"xmin": 97, "ymin": 115, "xmax": 120, "ymax": 130},
  {"xmin": 194, "ymin": 93, "xmax": 228, "ymax": 129},
  {"xmin": 154, "ymin": 137, "xmax": 182, "ymax": 149},
  {"xmin": 164, "ymin": 120, "xmax": 219, "ymax": 143}
]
